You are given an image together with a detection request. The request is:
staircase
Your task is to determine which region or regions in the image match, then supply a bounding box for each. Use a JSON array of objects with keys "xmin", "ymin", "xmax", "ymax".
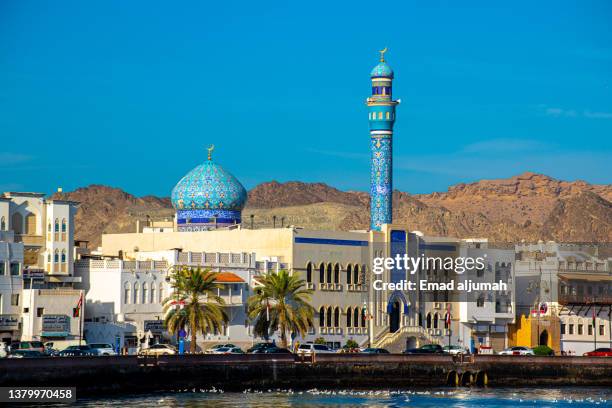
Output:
[{"xmin": 373, "ymin": 326, "xmax": 439, "ymax": 353}]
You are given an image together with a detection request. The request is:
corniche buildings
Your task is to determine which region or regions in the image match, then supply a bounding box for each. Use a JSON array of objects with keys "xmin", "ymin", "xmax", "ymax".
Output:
[{"xmin": 1, "ymin": 52, "xmax": 610, "ymax": 355}]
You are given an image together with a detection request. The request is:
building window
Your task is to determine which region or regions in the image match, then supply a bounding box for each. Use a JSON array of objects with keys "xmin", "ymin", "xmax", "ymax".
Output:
[
  {"xmin": 124, "ymin": 282, "xmax": 131, "ymax": 304},
  {"xmin": 150, "ymin": 283, "xmax": 156, "ymax": 303},
  {"xmin": 0, "ymin": 216, "xmax": 5, "ymax": 230},
  {"xmin": 61, "ymin": 250, "xmax": 66, "ymax": 263},
  {"xmin": 476, "ymin": 294, "xmax": 485, "ymax": 307},
  {"xmin": 600, "ymin": 325, "xmax": 605, "ymax": 336},
  {"xmin": 334, "ymin": 307, "xmax": 340, "ymax": 327},
  {"xmin": 426, "ymin": 313, "xmax": 432, "ymax": 328},
  {"xmin": 0, "ymin": 262, "xmax": 5, "ymax": 275},
  {"xmin": 54, "ymin": 218, "xmax": 60, "ymax": 232},
  {"xmin": 346, "ymin": 264, "xmax": 352, "ymax": 284},
  {"xmin": 134, "ymin": 283, "xmax": 140, "ymax": 304},
  {"xmin": 569, "ymin": 324, "xmax": 574, "ymax": 335},
  {"xmin": 143, "ymin": 284, "xmax": 148, "ymax": 304},
  {"xmin": 353, "ymin": 265, "xmax": 359, "ymax": 284},
  {"xmin": 61, "ymin": 219, "xmax": 67, "ymax": 232},
  {"xmin": 306, "ymin": 262, "xmax": 312, "ymax": 283},
  {"xmin": 319, "ymin": 263, "xmax": 325, "ymax": 283},
  {"xmin": 561, "ymin": 324, "xmax": 566, "ymax": 335},
  {"xmin": 360, "ymin": 308, "xmax": 366, "ymax": 327},
  {"xmin": 54, "ymin": 250, "xmax": 59, "ymax": 263},
  {"xmin": 319, "ymin": 307, "xmax": 325, "ymax": 327},
  {"xmin": 588, "ymin": 325, "xmax": 593, "ymax": 336},
  {"xmin": 353, "ymin": 307, "xmax": 359, "ymax": 328},
  {"xmin": 578, "ymin": 324, "xmax": 583, "ymax": 335},
  {"xmin": 346, "ymin": 307, "xmax": 352, "ymax": 327},
  {"xmin": 378, "ymin": 111, "xmax": 382, "ymax": 119},
  {"xmin": 37, "ymin": 307, "xmax": 44, "ymax": 317},
  {"xmin": 10, "ymin": 262, "xmax": 20, "ymax": 276},
  {"xmin": 326, "ymin": 306, "xmax": 332, "ymax": 327},
  {"xmin": 386, "ymin": 111, "xmax": 390, "ymax": 119},
  {"xmin": 333, "ymin": 264, "xmax": 340, "ymax": 284},
  {"xmin": 11, "ymin": 294, "xmax": 19, "ymax": 306},
  {"xmin": 326, "ymin": 263, "xmax": 332, "ymax": 284}
]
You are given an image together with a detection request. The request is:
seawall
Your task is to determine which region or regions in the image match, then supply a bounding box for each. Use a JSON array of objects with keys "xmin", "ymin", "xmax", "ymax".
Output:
[{"xmin": 0, "ymin": 354, "xmax": 610, "ymax": 396}]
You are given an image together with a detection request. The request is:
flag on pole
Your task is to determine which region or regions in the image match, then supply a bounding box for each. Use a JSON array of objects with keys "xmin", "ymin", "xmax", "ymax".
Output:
[
  {"xmin": 592, "ymin": 309, "xmax": 596, "ymax": 327},
  {"xmin": 445, "ymin": 304, "xmax": 451, "ymax": 328},
  {"xmin": 73, "ymin": 292, "xmax": 83, "ymax": 318}
]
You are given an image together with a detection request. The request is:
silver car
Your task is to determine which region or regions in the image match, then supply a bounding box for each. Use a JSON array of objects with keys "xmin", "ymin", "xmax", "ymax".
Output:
[{"xmin": 89, "ymin": 343, "xmax": 117, "ymax": 356}]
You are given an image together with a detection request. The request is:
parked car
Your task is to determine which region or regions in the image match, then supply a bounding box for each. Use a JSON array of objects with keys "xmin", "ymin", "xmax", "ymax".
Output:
[
  {"xmin": 207, "ymin": 343, "xmax": 237, "ymax": 353},
  {"xmin": 499, "ymin": 346, "xmax": 534, "ymax": 356},
  {"xmin": 57, "ymin": 349, "xmax": 95, "ymax": 357},
  {"xmin": 247, "ymin": 342, "xmax": 277, "ymax": 353},
  {"xmin": 10, "ymin": 341, "xmax": 45, "ymax": 353},
  {"xmin": 443, "ymin": 345, "xmax": 468, "ymax": 355},
  {"xmin": 403, "ymin": 344, "xmax": 444, "ymax": 354},
  {"xmin": 0, "ymin": 342, "xmax": 7, "ymax": 358},
  {"xmin": 89, "ymin": 343, "xmax": 117, "ymax": 356},
  {"xmin": 583, "ymin": 348, "xmax": 612, "ymax": 357},
  {"xmin": 211, "ymin": 346, "xmax": 244, "ymax": 355},
  {"xmin": 8, "ymin": 350, "xmax": 47, "ymax": 359},
  {"xmin": 139, "ymin": 344, "xmax": 177, "ymax": 356},
  {"xmin": 262, "ymin": 347, "xmax": 292, "ymax": 354},
  {"xmin": 296, "ymin": 344, "xmax": 335, "ymax": 355},
  {"xmin": 361, "ymin": 348, "xmax": 390, "ymax": 354}
]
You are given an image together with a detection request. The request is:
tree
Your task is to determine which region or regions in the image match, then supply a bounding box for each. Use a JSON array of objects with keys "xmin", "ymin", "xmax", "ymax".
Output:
[
  {"xmin": 162, "ymin": 266, "xmax": 228, "ymax": 353},
  {"xmin": 247, "ymin": 269, "xmax": 314, "ymax": 348}
]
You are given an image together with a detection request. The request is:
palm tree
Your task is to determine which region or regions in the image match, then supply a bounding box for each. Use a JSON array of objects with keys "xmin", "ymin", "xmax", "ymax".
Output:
[
  {"xmin": 247, "ymin": 269, "xmax": 314, "ymax": 348},
  {"xmin": 162, "ymin": 266, "xmax": 228, "ymax": 353}
]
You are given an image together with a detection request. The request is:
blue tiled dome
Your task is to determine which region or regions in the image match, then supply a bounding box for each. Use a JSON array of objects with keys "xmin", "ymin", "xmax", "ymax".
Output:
[
  {"xmin": 370, "ymin": 62, "xmax": 394, "ymax": 78},
  {"xmin": 171, "ymin": 160, "xmax": 247, "ymax": 212}
]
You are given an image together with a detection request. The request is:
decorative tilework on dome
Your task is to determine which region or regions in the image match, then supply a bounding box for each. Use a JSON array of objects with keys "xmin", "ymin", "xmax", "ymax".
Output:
[
  {"xmin": 171, "ymin": 161, "xmax": 247, "ymax": 212},
  {"xmin": 370, "ymin": 62, "xmax": 394, "ymax": 78}
]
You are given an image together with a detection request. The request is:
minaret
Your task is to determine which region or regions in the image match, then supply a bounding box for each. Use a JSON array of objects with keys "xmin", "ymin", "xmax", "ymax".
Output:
[{"xmin": 368, "ymin": 48, "xmax": 399, "ymax": 230}]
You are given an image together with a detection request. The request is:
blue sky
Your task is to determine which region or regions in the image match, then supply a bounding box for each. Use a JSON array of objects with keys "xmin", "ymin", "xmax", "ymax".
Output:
[{"xmin": 1, "ymin": 1, "xmax": 610, "ymax": 196}]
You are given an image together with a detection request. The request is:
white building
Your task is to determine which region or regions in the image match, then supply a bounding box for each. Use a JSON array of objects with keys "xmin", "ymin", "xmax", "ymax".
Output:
[
  {"xmin": 75, "ymin": 250, "xmax": 261, "ymax": 352},
  {"xmin": 0, "ymin": 192, "xmax": 82, "ymax": 344}
]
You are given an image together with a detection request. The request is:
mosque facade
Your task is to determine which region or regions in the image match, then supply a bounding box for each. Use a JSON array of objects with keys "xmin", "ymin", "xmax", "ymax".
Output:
[{"xmin": 79, "ymin": 52, "xmax": 517, "ymax": 353}]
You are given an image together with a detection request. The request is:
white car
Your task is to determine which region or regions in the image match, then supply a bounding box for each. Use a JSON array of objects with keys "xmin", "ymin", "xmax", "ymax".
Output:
[
  {"xmin": 211, "ymin": 346, "xmax": 244, "ymax": 355},
  {"xmin": 499, "ymin": 346, "xmax": 534, "ymax": 356},
  {"xmin": 89, "ymin": 343, "xmax": 117, "ymax": 356},
  {"xmin": 443, "ymin": 345, "xmax": 468, "ymax": 355},
  {"xmin": 297, "ymin": 344, "xmax": 335, "ymax": 355},
  {"xmin": 139, "ymin": 344, "xmax": 177, "ymax": 356}
]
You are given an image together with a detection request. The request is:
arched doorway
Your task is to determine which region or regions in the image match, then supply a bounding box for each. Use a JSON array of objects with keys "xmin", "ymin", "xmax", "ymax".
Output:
[
  {"xmin": 390, "ymin": 301, "xmax": 400, "ymax": 333},
  {"xmin": 539, "ymin": 330, "xmax": 548, "ymax": 346}
]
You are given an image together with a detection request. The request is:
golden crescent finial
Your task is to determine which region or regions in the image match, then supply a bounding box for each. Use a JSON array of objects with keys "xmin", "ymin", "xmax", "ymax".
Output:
[
  {"xmin": 207, "ymin": 144, "xmax": 215, "ymax": 161},
  {"xmin": 379, "ymin": 47, "xmax": 388, "ymax": 62}
]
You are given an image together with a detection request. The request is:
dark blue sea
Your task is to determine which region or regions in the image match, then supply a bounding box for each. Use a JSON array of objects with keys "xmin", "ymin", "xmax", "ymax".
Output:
[{"xmin": 70, "ymin": 387, "xmax": 611, "ymax": 407}]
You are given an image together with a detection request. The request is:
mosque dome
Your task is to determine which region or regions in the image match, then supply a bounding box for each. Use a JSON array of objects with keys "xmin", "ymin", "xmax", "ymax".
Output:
[
  {"xmin": 171, "ymin": 145, "xmax": 247, "ymax": 230},
  {"xmin": 370, "ymin": 61, "xmax": 394, "ymax": 79}
]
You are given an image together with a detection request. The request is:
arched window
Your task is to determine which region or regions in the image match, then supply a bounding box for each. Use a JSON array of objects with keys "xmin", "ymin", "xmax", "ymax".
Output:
[
  {"xmin": 54, "ymin": 249, "xmax": 59, "ymax": 263},
  {"xmin": 159, "ymin": 283, "xmax": 164, "ymax": 303},
  {"xmin": 334, "ymin": 264, "xmax": 340, "ymax": 284},
  {"xmin": 11, "ymin": 213, "xmax": 23, "ymax": 234},
  {"xmin": 61, "ymin": 219, "xmax": 67, "ymax": 232},
  {"xmin": 346, "ymin": 307, "xmax": 353, "ymax": 327},
  {"xmin": 54, "ymin": 218, "xmax": 60, "ymax": 232},
  {"xmin": 143, "ymin": 284, "xmax": 148, "ymax": 304},
  {"xmin": 61, "ymin": 250, "xmax": 66, "ymax": 263},
  {"xmin": 326, "ymin": 306, "xmax": 332, "ymax": 327},
  {"xmin": 319, "ymin": 263, "xmax": 325, "ymax": 283},
  {"xmin": 306, "ymin": 262, "xmax": 313, "ymax": 283},
  {"xmin": 319, "ymin": 307, "xmax": 325, "ymax": 327},
  {"xmin": 426, "ymin": 313, "xmax": 432, "ymax": 329},
  {"xmin": 124, "ymin": 282, "xmax": 131, "ymax": 304},
  {"xmin": 0, "ymin": 216, "xmax": 5, "ymax": 231},
  {"xmin": 47, "ymin": 222, "xmax": 51, "ymax": 232},
  {"xmin": 334, "ymin": 307, "xmax": 340, "ymax": 327},
  {"xmin": 346, "ymin": 264, "xmax": 352, "ymax": 284},
  {"xmin": 433, "ymin": 313, "xmax": 439, "ymax": 329},
  {"xmin": 134, "ymin": 283, "xmax": 139, "ymax": 304},
  {"xmin": 47, "ymin": 253, "xmax": 51, "ymax": 263},
  {"xmin": 326, "ymin": 263, "xmax": 332, "ymax": 284},
  {"xmin": 150, "ymin": 282, "xmax": 156, "ymax": 303},
  {"xmin": 353, "ymin": 307, "xmax": 359, "ymax": 328},
  {"xmin": 418, "ymin": 312, "xmax": 423, "ymax": 327},
  {"xmin": 353, "ymin": 265, "xmax": 360, "ymax": 284}
]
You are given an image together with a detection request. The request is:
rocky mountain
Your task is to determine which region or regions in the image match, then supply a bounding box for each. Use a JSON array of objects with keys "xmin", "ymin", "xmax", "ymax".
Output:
[{"xmin": 51, "ymin": 173, "xmax": 612, "ymax": 249}]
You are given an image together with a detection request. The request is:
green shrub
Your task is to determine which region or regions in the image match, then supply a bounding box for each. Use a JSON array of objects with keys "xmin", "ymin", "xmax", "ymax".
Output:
[
  {"xmin": 344, "ymin": 339, "xmax": 359, "ymax": 349},
  {"xmin": 532, "ymin": 345, "xmax": 554, "ymax": 356},
  {"xmin": 314, "ymin": 337, "xmax": 326, "ymax": 345}
]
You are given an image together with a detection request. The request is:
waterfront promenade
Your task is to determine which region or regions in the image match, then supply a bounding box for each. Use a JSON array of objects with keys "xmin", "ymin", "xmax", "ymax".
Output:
[{"xmin": 1, "ymin": 354, "xmax": 610, "ymax": 396}]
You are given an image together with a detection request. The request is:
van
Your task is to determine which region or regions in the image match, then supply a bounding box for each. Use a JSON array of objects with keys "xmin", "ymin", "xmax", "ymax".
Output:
[
  {"xmin": 297, "ymin": 343, "xmax": 335, "ymax": 355},
  {"xmin": 10, "ymin": 341, "xmax": 45, "ymax": 353}
]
